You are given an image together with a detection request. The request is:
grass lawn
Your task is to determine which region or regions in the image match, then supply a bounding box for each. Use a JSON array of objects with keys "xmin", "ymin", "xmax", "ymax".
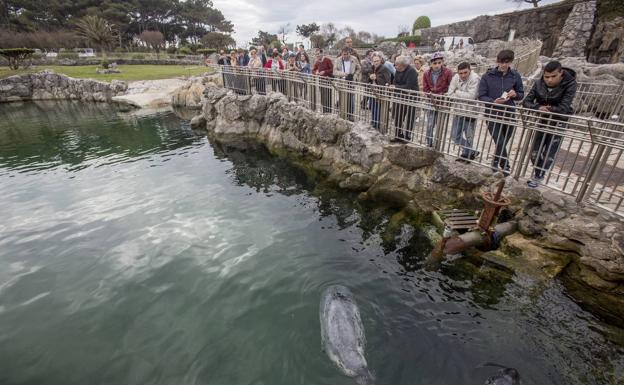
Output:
[{"xmin": 0, "ymin": 65, "xmax": 213, "ymax": 82}]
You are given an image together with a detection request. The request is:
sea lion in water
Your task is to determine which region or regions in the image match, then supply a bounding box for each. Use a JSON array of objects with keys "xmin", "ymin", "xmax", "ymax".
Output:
[
  {"xmin": 320, "ymin": 285, "xmax": 374, "ymax": 385},
  {"xmin": 484, "ymin": 366, "xmax": 522, "ymax": 385}
]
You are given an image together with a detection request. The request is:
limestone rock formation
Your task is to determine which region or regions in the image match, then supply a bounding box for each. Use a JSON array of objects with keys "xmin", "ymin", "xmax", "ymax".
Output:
[{"xmin": 0, "ymin": 71, "xmax": 127, "ymax": 103}]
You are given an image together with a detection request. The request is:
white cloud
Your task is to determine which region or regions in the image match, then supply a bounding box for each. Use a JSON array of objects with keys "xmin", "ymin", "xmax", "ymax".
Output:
[{"xmin": 212, "ymin": 0, "xmax": 560, "ymax": 47}]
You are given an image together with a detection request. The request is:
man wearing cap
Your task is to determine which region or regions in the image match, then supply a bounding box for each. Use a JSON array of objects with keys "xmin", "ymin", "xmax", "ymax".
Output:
[{"xmin": 423, "ymin": 52, "xmax": 453, "ymax": 147}]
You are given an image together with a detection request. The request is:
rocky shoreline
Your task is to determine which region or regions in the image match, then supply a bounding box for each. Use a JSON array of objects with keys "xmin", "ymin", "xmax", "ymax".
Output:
[
  {"xmin": 0, "ymin": 70, "xmax": 128, "ymax": 103},
  {"xmin": 194, "ymin": 85, "xmax": 624, "ymax": 325},
  {"xmin": 0, "ymin": 71, "xmax": 220, "ymax": 110}
]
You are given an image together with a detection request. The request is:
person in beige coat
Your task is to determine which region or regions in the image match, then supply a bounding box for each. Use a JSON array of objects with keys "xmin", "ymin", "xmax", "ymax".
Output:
[
  {"xmin": 446, "ymin": 61, "xmax": 481, "ymax": 161},
  {"xmin": 334, "ymin": 48, "xmax": 361, "ymax": 119}
]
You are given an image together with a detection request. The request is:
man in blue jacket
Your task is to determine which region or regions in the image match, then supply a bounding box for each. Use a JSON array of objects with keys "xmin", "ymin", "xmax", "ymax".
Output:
[
  {"xmin": 478, "ymin": 50, "xmax": 524, "ymax": 176},
  {"xmin": 522, "ymin": 60, "xmax": 577, "ymax": 187}
]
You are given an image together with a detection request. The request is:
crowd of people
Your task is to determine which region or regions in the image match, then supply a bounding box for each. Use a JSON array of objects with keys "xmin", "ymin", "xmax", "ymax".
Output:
[{"xmin": 216, "ymin": 40, "xmax": 578, "ymax": 188}]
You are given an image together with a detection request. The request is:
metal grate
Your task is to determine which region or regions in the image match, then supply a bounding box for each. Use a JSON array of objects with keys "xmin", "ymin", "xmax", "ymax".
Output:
[{"xmin": 437, "ymin": 209, "xmax": 479, "ymax": 231}]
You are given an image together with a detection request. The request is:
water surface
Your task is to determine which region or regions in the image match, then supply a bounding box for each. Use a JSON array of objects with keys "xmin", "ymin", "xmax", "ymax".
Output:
[{"xmin": 0, "ymin": 101, "xmax": 622, "ymax": 385}]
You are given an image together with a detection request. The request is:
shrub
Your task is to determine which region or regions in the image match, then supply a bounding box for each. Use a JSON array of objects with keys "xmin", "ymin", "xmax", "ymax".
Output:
[
  {"xmin": 100, "ymin": 59, "xmax": 109, "ymax": 69},
  {"xmin": 178, "ymin": 46, "xmax": 192, "ymax": 55},
  {"xmin": 197, "ymin": 48, "xmax": 216, "ymax": 56},
  {"xmin": 383, "ymin": 35, "xmax": 422, "ymax": 45},
  {"xmin": 132, "ymin": 54, "xmax": 145, "ymax": 60},
  {"xmin": 0, "ymin": 48, "xmax": 36, "ymax": 69},
  {"xmin": 166, "ymin": 46, "xmax": 177, "ymax": 54},
  {"xmin": 114, "ymin": 47, "xmax": 126, "ymax": 53},
  {"xmin": 412, "ymin": 16, "xmax": 431, "ymax": 34}
]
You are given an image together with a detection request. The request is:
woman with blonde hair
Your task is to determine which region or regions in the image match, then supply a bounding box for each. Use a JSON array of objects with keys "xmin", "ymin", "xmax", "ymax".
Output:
[{"xmin": 413, "ymin": 56, "xmax": 427, "ymax": 92}]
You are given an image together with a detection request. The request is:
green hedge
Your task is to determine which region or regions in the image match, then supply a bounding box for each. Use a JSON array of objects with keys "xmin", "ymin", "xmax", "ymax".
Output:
[
  {"xmin": 0, "ymin": 48, "xmax": 35, "ymax": 69},
  {"xmin": 197, "ymin": 48, "xmax": 216, "ymax": 56}
]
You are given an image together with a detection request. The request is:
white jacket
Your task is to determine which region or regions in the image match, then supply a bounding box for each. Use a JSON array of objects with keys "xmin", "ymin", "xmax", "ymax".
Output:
[{"xmin": 446, "ymin": 71, "xmax": 480, "ymax": 100}]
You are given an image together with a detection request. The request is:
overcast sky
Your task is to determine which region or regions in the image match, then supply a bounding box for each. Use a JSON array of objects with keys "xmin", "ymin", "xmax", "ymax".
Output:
[{"xmin": 212, "ymin": 0, "xmax": 559, "ymax": 47}]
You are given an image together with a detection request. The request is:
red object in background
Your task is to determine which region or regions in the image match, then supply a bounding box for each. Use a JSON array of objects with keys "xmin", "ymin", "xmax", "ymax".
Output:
[{"xmin": 408, "ymin": 42, "xmax": 416, "ymax": 49}]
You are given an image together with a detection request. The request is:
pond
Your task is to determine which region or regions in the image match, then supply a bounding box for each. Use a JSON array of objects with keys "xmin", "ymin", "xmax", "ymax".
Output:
[{"xmin": 0, "ymin": 101, "xmax": 622, "ymax": 385}]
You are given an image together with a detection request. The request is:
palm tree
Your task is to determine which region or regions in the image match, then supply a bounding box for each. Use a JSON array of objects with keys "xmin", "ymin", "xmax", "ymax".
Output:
[{"xmin": 75, "ymin": 15, "xmax": 117, "ymax": 55}]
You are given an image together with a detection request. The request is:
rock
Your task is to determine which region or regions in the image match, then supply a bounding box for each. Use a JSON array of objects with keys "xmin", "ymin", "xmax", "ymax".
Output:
[
  {"xmin": 171, "ymin": 80, "xmax": 205, "ymax": 109},
  {"xmin": 190, "ymin": 114, "xmax": 206, "ymax": 129},
  {"xmin": 339, "ymin": 123, "xmax": 385, "ymax": 172},
  {"xmin": 203, "ymin": 84, "xmax": 229, "ymax": 103},
  {"xmin": 317, "ymin": 114, "xmax": 351, "ymax": 144},
  {"xmin": 500, "ymin": 233, "xmax": 573, "ymax": 279},
  {"xmin": 385, "ymin": 144, "xmax": 440, "ymax": 170},
  {"xmin": 430, "ymin": 158, "xmax": 489, "ymax": 190},
  {"xmin": 0, "ymin": 71, "xmax": 123, "ymax": 103},
  {"xmin": 339, "ymin": 173, "xmax": 376, "ymax": 191}
]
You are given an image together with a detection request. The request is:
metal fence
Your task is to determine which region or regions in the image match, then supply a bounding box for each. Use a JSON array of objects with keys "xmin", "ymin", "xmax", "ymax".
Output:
[{"xmin": 215, "ymin": 65, "xmax": 624, "ymax": 217}]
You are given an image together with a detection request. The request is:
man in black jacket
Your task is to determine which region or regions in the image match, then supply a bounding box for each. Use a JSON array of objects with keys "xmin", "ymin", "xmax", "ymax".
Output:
[
  {"xmin": 392, "ymin": 55, "xmax": 419, "ymax": 141},
  {"xmin": 522, "ymin": 60, "xmax": 577, "ymax": 187}
]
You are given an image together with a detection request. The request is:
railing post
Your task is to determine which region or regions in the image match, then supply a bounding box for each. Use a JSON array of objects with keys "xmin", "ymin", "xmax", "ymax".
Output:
[
  {"xmin": 576, "ymin": 120, "xmax": 605, "ymax": 203},
  {"xmin": 245, "ymin": 69, "xmax": 252, "ymax": 95},
  {"xmin": 514, "ymin": 108, "xmax": 533, "ymax": 180},
  {"xmin": 380, "ymin": 89, "xmax": 390, "ymax": 136}
]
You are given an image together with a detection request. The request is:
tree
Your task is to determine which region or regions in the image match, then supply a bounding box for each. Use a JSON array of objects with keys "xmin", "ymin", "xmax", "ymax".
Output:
[
  {"xmin": 397, "ymin": 25, "xmax": 410, "ymax": 37},
  {"xmin": 0, "ymin": 48, "xmax": 35, "ymax": 69},
  {"xmin": 75, "ymin": 15, "xmax": 117, "ymax": 53},
  {"xmin": 140, "ymin": 30, "xmax": 164, "ymax": 55},
  {"xmin": 277, "ymin": 23, "xmax": 290, "ymax": 44},
  {"xmin": 251, "ymin": 30, "xmax": 278, "ymax": 48},
  {"xmin": 509, "ymin": 0, "xmax": 541, "ymax": 7},
  {"xmin": 295, "ymin": 23, "xmax": 320, "ymax": 39},
  {"xmin": 339, "ymin": 26, "xmax": 356, "ymax": 39},
  {"xmin": 357, "ymin": 31, "xmax": 372, "ymax": 43},
  {"xmin": 320, "ymin": 22, "xmax": 338, "ymax": 47},
  {"xmin": 201, "ymin": 31, "xmax": 235, "ymax": 49},
  {"xmin": 412, "ymin": 16, "xmax": 431, "ymax": 35},
  {"xmin": 309, "ymin": 34, "xmax": 325, "ymax": 49}
]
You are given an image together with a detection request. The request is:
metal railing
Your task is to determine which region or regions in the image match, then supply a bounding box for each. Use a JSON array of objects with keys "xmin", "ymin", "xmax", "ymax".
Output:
[{"xmin": 214, "ymin": 65, "xmax": 624, "ymax": 217}]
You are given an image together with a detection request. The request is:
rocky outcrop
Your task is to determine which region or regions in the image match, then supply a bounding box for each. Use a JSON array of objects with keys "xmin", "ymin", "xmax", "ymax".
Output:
[
  {"xmin": 552, "ymin": 0, "xmax": 597, "ymax": 58},
  {"xmin": 171, "ymin": 73, "xmax": 223, "ymax": 109},
  {"xmin": 419, "ymin": 1, "xmax": 577, "ymax": 56},
  {"xmin": 587, "ymin": 16, "xmax": 624, "ymax": 64},
  {"xmin": 0, "ymin": 71, "xmax": 127, "ymax": 103},
  {"xmin": 198, "ymin": 85, "xmax": 624, "ymax": 325}
]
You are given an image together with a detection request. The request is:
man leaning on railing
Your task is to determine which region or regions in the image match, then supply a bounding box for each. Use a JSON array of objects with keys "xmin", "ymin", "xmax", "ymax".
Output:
[
  {"xmin": 446, "ymin": 61, "xmax": 480, "ymax": 162},
  {"xmin": 391, "ymin": 55, "xmax": 419, "ymax": 141},
  {"xmin": 423, "ymin": 52, "xmax": 453, "ymax": 147},
  {"xmin": 522, "ymin": 60, "xmax": 578, "ymax": 188},
  {"xmin": 478, "ymin": 49, "xmax": 524, "ymax": 177}
]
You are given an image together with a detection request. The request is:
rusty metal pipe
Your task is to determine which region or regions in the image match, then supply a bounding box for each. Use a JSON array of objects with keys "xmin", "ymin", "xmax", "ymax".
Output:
[{"xmin": 442, "ymin": 221, "xmax": 517, "ymax": 255}]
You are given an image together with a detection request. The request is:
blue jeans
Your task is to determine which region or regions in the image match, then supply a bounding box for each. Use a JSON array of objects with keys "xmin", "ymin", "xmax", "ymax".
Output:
[
  {"xmin": 451, "ymin": 116, "xmax": 476, "ymax": 157},
  {"xmin": 426, "ymin": 109, "xmax": 438, "ymax": 147},
  {"xmin": 370, "ymin": 99, "xmax": 380, "ymax": 130},
  {"xmin": 530, "ymin": 129, "xmax": 563, "ymax": 179},
  {"xmin": 487, "ymin": 121, "xmax": 515, "ymax": 172}
]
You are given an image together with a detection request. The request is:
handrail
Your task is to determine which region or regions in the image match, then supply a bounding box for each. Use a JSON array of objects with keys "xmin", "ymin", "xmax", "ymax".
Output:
[{"xmin": 211, "ymin": 64, "xmax": 624, "ymax": 216}]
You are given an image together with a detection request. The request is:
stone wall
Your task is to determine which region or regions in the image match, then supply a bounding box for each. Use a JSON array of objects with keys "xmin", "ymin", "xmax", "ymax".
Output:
[
  {"xmin": 553, "ymin": 1, "xmax": 597, "ymax": 58},
  {"xmin": 196, "ymin": 85, "xmax": 624, "ymax": 325},
  {"xmin": 587, "ymin": 16, "xmax": 624, "ymax": 64},
  {"xmin": 0, "ymin": 71, "xmax": 127, "ymax": 103},
  {"xmin": 420, "ymin": 1, "xmax": 579, "ymax": 56}
]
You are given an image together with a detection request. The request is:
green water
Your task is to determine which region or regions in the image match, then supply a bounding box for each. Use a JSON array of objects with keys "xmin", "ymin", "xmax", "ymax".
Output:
[{"xmin": 0, "ymin": 101, "xmax": 622, "ymax": 385}]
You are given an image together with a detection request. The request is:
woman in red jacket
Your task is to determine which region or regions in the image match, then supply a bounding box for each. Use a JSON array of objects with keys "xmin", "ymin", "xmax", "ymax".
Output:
[
  {"xmin": 264, "ymin": 51, "xmax": 285, "ymax": 70},
  {"xmin": 264, "ymin": 51, "xmax": 285, "ymax": 93}
]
